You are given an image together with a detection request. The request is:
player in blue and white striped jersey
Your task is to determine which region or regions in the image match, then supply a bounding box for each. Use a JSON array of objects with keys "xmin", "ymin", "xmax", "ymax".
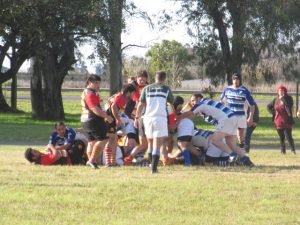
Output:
[
  {"xmin": 192, "ymin": 129, "xmax": 230, "ymax": 166},
  {"xmin": 220, "ymin": 73, "xmax": 255, "ymax": 149},
  {"xmin": 178, "ymin": 96, "xmax": 254, "ymax": 167}
]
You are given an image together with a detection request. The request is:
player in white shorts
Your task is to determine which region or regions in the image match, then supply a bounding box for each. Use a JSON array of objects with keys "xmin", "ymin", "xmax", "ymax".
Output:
[
  {"xmin": 192, "ymin": 129, "xmax": 231, "ymax": 166},
  {"xmin": 134, "ymin": 71, "xmax": 174, "ymax": 173},
  {"xmin": 179, "ymin": 97, "xmax": 254, "ymax": 167}
]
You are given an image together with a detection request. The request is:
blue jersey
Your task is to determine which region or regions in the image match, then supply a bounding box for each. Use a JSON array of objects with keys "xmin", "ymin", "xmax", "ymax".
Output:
[
  {"xmin": 49, "ymin": 127, "xmax": 76, "ymax": 147},
  {"xmin": 220, "ymin": 85, "xmax": 255, "ymax": 116},
  {"xmin": 191, "ymin": 99, "xmax": 235, "ymax": 123}
]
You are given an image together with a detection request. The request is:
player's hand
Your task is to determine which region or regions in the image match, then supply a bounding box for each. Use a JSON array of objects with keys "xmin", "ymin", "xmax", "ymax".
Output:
[
  {"xmin": 106, "ymin": 115, "xmax": 114, "ymax": 123},
  {"xmin": 247, "ymin": 117, "xmax": 254, "ymax": 127},
  {"xmin": 297, "ymin": 111, "xmax": 300, "ymax": 118}
]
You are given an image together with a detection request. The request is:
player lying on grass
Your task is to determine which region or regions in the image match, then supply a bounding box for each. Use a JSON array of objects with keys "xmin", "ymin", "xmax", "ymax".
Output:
[{"xmin": 24, "ymin": 121, "xmax": 87, "ymax": 165}]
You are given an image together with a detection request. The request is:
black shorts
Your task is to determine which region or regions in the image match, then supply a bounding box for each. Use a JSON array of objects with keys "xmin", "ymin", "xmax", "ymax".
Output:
[
  {"xmin": 106, "ymin": 120, "xmax": 117, "ymax": 134},
  {"xmin": 127, "ymin": 132, "xmax": 138, "ymax": 142},
  {"xmin": 82, "ymin": 117, "xmax": 108, "ymax": 141},
  {"xmin": 177, "ymin": 135, "xmax": 192, "ymax": 142}
]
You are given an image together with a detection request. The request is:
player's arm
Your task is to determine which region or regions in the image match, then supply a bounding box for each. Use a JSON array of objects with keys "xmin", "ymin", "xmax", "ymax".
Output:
[
  {"xmin": 46, "ymin": 144, "xmax": 62, "ymax": 161},
  {"xmin": 177, "ymin": 111, "xmax": 194, "ymax": 122},
  {"xmin": 134, "ymin": 101, "xmax": 145, "ymax": 128},
  {"xmin": 245, "ymin": 90, "xmax": 256, "ymax": 125},
  {"xmin": 220, "ymin": 90, "xmax": 226, "ymax": 104},
  {"xmin": 86, "ymin": 93, "xmax": 113, "ymax": 122},
  {"xmin": 56, "ymin": 129, "xmax": 76, "ymax": 151},
  {"xmin": 111, "ymin": 103, "xmax": 122, "ymax": 127}
]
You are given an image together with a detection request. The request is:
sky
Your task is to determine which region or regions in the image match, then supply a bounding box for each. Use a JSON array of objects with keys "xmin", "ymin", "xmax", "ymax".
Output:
[
  {"xmin": 5, "ymin": 0, "xmax": 192, "ymax": 73},
  {"xmin": 80, "ymin": 0, "xmax": 193, "ymax": 72}
]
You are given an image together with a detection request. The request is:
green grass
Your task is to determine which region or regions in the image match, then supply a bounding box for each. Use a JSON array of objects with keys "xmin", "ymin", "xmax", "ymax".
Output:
[{"xmin": 1, "ymin": 148, "xmax": 300, "ymax": 225}]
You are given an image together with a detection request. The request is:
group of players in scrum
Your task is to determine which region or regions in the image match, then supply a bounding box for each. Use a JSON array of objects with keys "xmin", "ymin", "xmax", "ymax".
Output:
[{"xmin": 25, "ymin": 70, "xmax": 255, "ymax": 170}]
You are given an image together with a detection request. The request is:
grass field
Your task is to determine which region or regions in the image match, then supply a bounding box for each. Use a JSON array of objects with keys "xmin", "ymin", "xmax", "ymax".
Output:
[
  {"xmin": 1, "ymin": 147, "xmax": 300, "ymax": 225},
  {"xmin": 1, "ymin": 95, "xmax": 300, "ymax": 224}
]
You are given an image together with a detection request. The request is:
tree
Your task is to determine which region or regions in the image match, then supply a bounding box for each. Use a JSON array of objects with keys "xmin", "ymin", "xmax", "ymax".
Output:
[
  {"xmin": 29, "ymin": 0, "xmax": 99, "ymax": 120},
  {"xmin": 0, "ymin": 1, "xmax": 43, "ymax": 112},
  {"xmin": 94, "ymin": 0, "xmax": 152, "ymax": 95},
  {"xmin": 175, "ymin": 0, "xmax": 300, "ymax": 84},
  {"xmin": 146, "ymin": 40, "xmax": 191, "ymax": 87}
]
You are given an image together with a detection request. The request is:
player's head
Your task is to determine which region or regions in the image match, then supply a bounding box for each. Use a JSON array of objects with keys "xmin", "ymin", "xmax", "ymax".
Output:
[
  {"xmin": 136, "ymin": 70, "xmax": 148, "ymax": 86},
  {"xmin": 190, "ymin": 93, "xmax": 203, "ymax": 106},
  {"xmin": 86, "ymin": 74, "xmax": 101, "ymax": 90},
  {"xmin": 155, "ymin": 71, "xmax": 167, "ymax": 83},
  {"xmin": 54, "ymin": 121, "xmax": 66, "ymax": 137},
  {"xmin": 173, "ymin": 96, "xmax": 184, "ymax": 113},
  {"xmin": 123, "ymin": 84, "xmax": 136, "ymax": 99},
  {"xmin": 24, "ymin": 148, "xmax": 41, "ymax": 164},
  {"xmin": 232, "ymin": 72, "xmax": 242, "ymax": 87}
]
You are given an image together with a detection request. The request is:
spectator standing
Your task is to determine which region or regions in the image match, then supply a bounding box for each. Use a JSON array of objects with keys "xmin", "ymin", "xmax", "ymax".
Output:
[{"xmin": 267, "ymin": 85, "xmax": 296, "ymax": 154}]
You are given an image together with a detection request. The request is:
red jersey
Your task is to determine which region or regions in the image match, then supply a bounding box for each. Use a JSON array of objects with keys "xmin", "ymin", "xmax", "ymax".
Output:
[
  {"xmin": 132, "ymin": 85, "xmax": 146, "ymax": 102},
  {"xmin": 40, "ymin": 152, "xmax": 72, "ymax": 166},
  {"xmin": 81, "ymin": 88, "xmax": 103, "ymax": 121}
]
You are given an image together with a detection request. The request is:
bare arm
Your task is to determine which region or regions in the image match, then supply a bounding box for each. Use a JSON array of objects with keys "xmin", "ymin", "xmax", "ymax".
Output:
[
  {"xmin": 247, "ymin": 105, "xmax": 255, "ymax": 126},
  {"xmin": 176, "ymin": 111, "xmax": 194, "ymax": 122},
  {"xmin": 134, "ymin": 101, "xmax": 146, "ymax": 128},
  {"xmin": 90, "ymin": 106, "xmax": 113, "ymax": 123},
  {"xmin": 47, "ymin": 144, "xmax": 62, "ymax": 161},
  {"xmin": 111, "ymin": 103, "xmax": 122, "ymax": 127}
]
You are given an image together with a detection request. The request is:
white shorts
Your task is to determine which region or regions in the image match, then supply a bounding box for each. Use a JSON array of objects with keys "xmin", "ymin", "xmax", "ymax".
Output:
[
  {"xmin": 236, "ymin": 115, "xmax": 247, "ymax": 129},
  {"xmin": 206, "ymin": 140, "xmax": 229, "ymax": 158},
  {"xmin": 191, "ymin": 134, "xmax": 209, "ymax": 150},
  {"xmin": 216, "ymin": 117, "xmax": 238, "ymax": 135},
  {"xmin": 177, "ymin": 118, "xmax": 194, "ymax": 138},
  {"xmin": 143, "ymin": 117, "xmax": 168, "ymax": 138}
]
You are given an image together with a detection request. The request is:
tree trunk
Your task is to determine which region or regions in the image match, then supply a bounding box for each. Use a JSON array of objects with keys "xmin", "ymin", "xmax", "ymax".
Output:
[
  {"xmin": 30, "ymin": 37, "xmax": 75, "ymax": 120},
  {"xmin": 41, "ymin": 51, "xmax": 65, "ymax": 121},
  {"xmin": 0, "ymin": 85, "xmax": 12, "ymax": 112},
  {"xmin": 31, "ymin": 57, "xmax": 45, "ymax": 119},
  {"xmin": 228, "ymin": 1, "xmax": 245, "ymax": 78},
  {"xmin": 10, "ymin": 73, "xmax": 17, "ymax": 111},
  {"xmin": 209, "ymin": 6, "xmax": 233, "ymax": 84},
  {"xmin": 108, "ymin": 0, "xmax": 124, "ymax": 95}
]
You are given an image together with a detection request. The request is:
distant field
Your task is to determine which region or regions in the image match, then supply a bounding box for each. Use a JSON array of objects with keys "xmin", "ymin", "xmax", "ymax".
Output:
[{"xmin": 1, "ymin": 96, "xmax": 299, "ymax": 150}]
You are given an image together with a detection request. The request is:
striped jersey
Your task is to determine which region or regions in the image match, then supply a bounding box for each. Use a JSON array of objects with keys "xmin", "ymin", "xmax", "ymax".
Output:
[
  {"xmin": 192, "ymin": 129, "xmax": 214, "ymax": 149},
  {"xmin": 194, "ymin": 129, "xmax": 214, "ymax": 139},
  {"xmin": 220, "ymin": 85, "xmax": 255, "ymax": 116},
  {"xmin": 140, "ymin": 83, "xmax": 173, "ymax": 118},
  {"xmin": 191, "ymin": 98, "xmax": 235, "ymax": 122}
]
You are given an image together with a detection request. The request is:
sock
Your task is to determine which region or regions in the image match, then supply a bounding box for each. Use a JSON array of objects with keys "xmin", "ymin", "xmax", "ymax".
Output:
[
  {"xmin": 147, "ymin": 149, "xmax": 152, "ymax": 162},
  {"xmin": 239, "ymin": 140, "xmax": 245, "ymax": 149},
  {"xmin": 104, "ymin": 147, "xmax": 112, "ymax": 166},
  {"xmin": 151, "ymin": 150, "xmax": 160, "ymax": 173},
  {"xmin": 111, "ymin": 152, "xmax": 116, "ymax": 166},
  {"xmin": 182, "ymin": 149, "xmax": 192, "ymax": 166}
]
